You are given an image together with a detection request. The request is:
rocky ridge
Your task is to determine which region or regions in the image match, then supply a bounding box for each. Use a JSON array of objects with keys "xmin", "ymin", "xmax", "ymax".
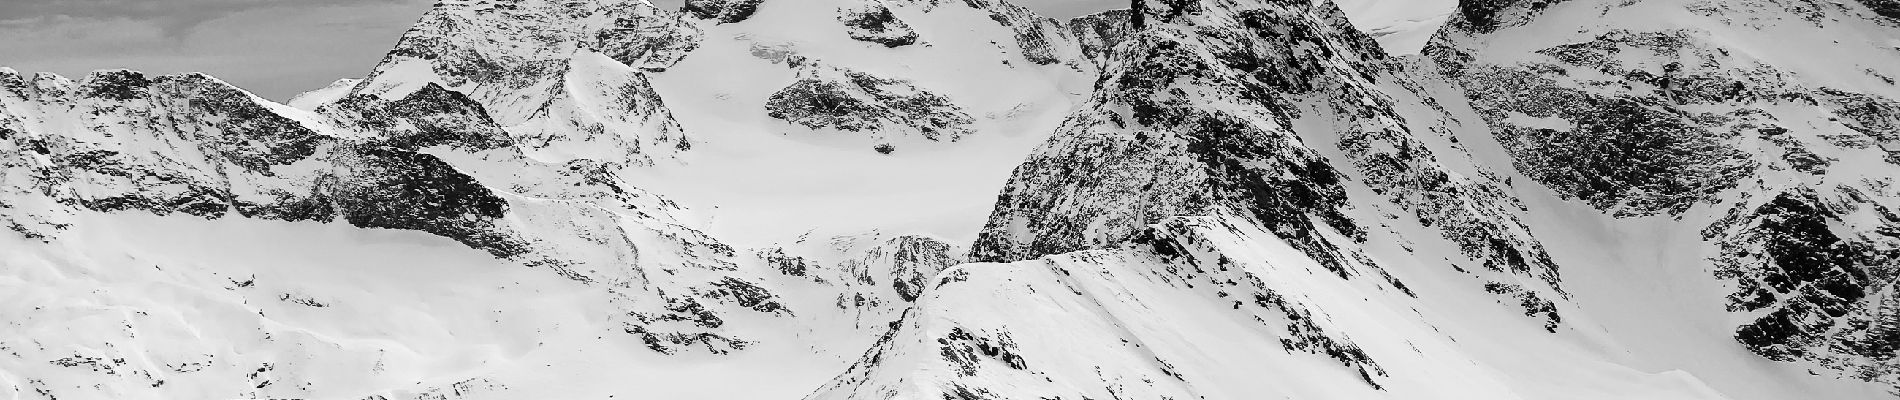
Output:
[
  {"xmin": 1428, "ymin": 0, "xmax": 1900, "ymax": 387},
  {"xmin": 969, "ymin": 0, "xmax": 1565, "ymax": 325},
  {"xmin": 6, "ymin": 0, "xmax": 1900, "ymax": 398}
]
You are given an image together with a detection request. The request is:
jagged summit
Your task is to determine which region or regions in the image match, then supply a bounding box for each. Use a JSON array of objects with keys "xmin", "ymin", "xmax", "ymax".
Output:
[
  {"xmin": 969, "ymin": 0, "xmax": 1386, "ymax": 265},
  {"xmin": 7, "ymin": 0, "xmax": 1900, "ymax": 399}
]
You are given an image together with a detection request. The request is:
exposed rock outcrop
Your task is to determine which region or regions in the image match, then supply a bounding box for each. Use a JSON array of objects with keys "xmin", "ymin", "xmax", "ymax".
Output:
[
  {"xmin": 766, "ymin": 59, "xmax": 974, "ymax": 143},
  {"xmin": 1430, "ymin": 0, "xmax": 1900, "ymax": 387},
  {"xmin": 839, "ymin": 1, "xmax": 920, "ymax": 47},
  {"xmin": 685, "ymin": 0, "xmax": 768, "ymax": 23}
]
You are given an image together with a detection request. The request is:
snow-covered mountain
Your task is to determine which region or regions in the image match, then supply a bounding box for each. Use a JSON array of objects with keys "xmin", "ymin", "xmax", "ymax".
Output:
[
  {"xmin": 5, "ymin": 0, "xmax": 1900, "ymax": 399},
  {"xmin": 1427, "ymin": 0, "xmax": 1900, "ymax": 388}
]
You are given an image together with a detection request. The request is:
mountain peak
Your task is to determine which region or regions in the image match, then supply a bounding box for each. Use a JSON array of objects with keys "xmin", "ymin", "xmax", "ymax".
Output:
[{"xmin": 10, "ymin": 0, "xmax": 1900, "ymax": 398}]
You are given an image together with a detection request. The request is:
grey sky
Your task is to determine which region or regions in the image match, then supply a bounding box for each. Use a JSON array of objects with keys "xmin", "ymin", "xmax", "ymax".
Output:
[
  {"xmin": 0, "ymin": 0, "xmax": 1120, "ymax": 101},
  {"xmin": 0, "ymin": 0, "xmax": 437, "ymax": 101}
]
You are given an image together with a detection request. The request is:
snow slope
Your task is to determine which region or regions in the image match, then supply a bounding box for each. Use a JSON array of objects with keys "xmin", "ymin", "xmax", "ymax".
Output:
[
  {"xmin": 633, "ymin": 0, "xmax": 1103, "ymax": 245},
  {"xmin": 1335, "ymin": 0, "xmax": 1457, "ymax": 54},
  {"xmin": 5, "ymin": 0, "xmax": 1900, "ymax": 399},
  {"xmin": 1427, "ymin": 0, "xmax": 1900, "ymax": 388}
]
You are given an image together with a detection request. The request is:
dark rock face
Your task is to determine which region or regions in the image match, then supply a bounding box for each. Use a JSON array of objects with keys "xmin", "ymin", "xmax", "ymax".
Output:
[
  {"xmin": 624, "ymin": 294, "xmax": 751, "ymax": 354},
  {"xmin": 143, "ymin": 74, "xmax": 328, "ymax": 176},
  {"xmin": 2, "ymin": 72, "xmax": 324, "ymax": 226},
  {"xmin": 766, "ymin": 61, "xmax": 974, "ymax": 142},
  {"xmin": 758, "ymin": 247, "xmax": 814, "ymax": 277},
  {"xmin": 769, "ymin": 79, "xmax": 881, "ymax": 130},
  {"xmin": 963, "ymin": 0, "xmax": 1075, "ymax": 66},
  {"xmin": 937, "ymin": 327, "xmax": 1028, "ymax": 375},
  {"xmin": 1453, "ymin": 0, "xmax": 1571, "ymax": 33},
  {"xmin": 1816, "ymin": 88, "xmax": 1900, "ymax": 152},
  {"xmin": 978, "ymin": 0, "xmax": 1566, "ymax": 335},
  {"xmin": 1729, "ymin": 193, "xmax": 1862, "ymax": 354},
  {"xmin": 707, "ymin": 277, "xmax": 793, "ymax": 315},
  {"xmin": 1484, "ymin": 281, "xmax": 1561, "ymax": 332},
  {"xmin": 0, "ymin": 70, "xmax": 534, "ymax": 259},
  {"xmin": 591, "ymin": 3, "xmax": 704, "ymax": 71},
  {"xmin": 326, "ymin": 83, "xmax": 514, "ymax": 150},
  {"xmin": 684, "ymin": 0, "xmax": 766, "ymax": 24},
  {"xmin": 332, "ymin": 146, "xmax": 521, "ymax": 257},
  {"xmin": 970, "ymin": 1, "xmax": 1383, "ymax": 271},
  {"xmin": 318, "ymin": 83, "xmax": 537, "ymax": 259},
  {"xmin": 75, "ymin": 69, "xmax": 153, "ymax": 101},
  {"xmin": 1432, "ymin": 0, "xmax": 1900, "ymax": 387},
  {"xmin": 1864, "ymin": 0, "xmax": 1900, "ymax": 20},
  {"xmin": 1443, "ymin": 31, "xmax": 1757, "ymax": 217},
  {"xmin": 838, "ymin": 2, "xmax": 919, "ymax": 47},
  {"xmin": 884, "ymin": 236, "xmax": 958, "ymax": 302},
  {"xmin": 1709, "ymin": 191, "xmax": 1896, "ymax": 363},
  {"xmin": 1348, "ymin": 71, "xmax": 1563, "ymax": 291},
  {"xmin": 1067, "ymin": 9, "xmax": 1135, "ymax": 69}
]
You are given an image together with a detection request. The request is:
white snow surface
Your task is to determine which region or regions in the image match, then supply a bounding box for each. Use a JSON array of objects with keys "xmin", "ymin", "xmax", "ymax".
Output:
[
  {"xmin": 635, "ymin": 0, "xmax": 1097, "ymax": 246},
  {"xmin": 3, "ymin": 0, "xmax": 1900, "ymax": 399},
  {"xmin": 1334, "ymin": 0, "xmax": 1457, "ymax": 54}
]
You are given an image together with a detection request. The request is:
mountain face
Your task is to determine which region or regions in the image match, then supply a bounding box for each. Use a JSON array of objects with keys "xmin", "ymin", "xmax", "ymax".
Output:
[
  {"xmin": 5, "ymin": 0, "xmax": 1900, "ymax": 399},
  {"xmin": 1427, "ymin": 0, "xmax": 1900, "ymax": 387}
]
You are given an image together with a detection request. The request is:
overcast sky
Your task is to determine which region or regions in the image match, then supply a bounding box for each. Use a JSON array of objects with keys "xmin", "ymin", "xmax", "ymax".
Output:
[
  {"xmin": 0, "ymin": 0, "xmax": 1123, "ymax": 101},
  {"xmin": 0, "ymin": 0, "xmax": 438, "ymax": 101}
]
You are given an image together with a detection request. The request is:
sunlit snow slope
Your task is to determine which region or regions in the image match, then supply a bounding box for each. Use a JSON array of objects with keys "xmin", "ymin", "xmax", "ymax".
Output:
[{"xmin": 5, "ymin": 0, "xmax": 1900, "ymax": 399}]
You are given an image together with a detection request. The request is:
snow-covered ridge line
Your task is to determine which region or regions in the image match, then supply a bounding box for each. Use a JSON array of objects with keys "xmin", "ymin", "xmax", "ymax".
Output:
[
  {"xmin": 970, "ymin": 0, "xmax": 1565, "ymax": 327},
  {"xmin": 0, "ymin": 0, "xmax": 1101, "ymax": 398},
  {"xmin": 0, "ymin": 62, "xmax": 962, "ymax": 398},
  {"xmin": 8, "ymin": 0, "xmax": 1900, "ymax": 398}
]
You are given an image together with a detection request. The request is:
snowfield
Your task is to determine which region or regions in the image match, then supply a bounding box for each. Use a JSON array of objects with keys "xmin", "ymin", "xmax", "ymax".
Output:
[{"xmin": 4, "ymin": 0, "xmax": 1900, "ymax": 399}]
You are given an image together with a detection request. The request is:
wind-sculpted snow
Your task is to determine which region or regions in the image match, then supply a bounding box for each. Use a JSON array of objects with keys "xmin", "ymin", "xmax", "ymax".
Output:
[{"xmin": 1429, "ymin": 0, "xmax": 1900, "ymax": 388}]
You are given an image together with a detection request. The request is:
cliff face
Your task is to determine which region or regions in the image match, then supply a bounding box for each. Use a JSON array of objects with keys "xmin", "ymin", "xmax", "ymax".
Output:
[
  {"xmin": 8, "ymin": 0, "xmax": 1900, "ymax": 399},
  {"xmin": 967, "ymin": 0, "xmax": 1380, "ymax": 267},
  {"xmin": 1428, "ymin": 0, "xmax": 1900, "ymax": 386},
  {"xmin": 969, "ymin": 0, "xmax": 1562, "ymax": 324}
]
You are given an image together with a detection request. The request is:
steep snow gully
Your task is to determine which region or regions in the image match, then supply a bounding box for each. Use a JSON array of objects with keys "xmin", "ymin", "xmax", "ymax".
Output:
[{"xmin": 6, "ymin": 0, "xmax": 1900, "ymax": 399}]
